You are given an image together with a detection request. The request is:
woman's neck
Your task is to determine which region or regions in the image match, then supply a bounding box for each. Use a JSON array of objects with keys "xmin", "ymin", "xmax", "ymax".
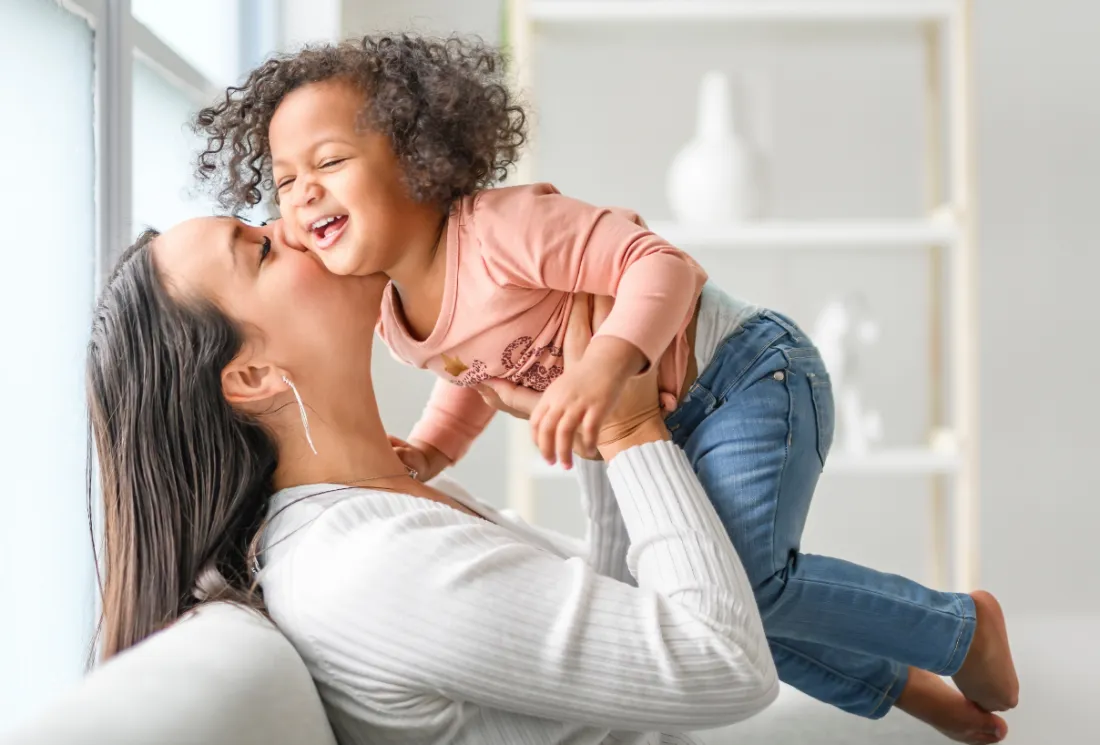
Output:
[{"xmin": 270, "ymin": 370, "xmax": 408, "ymax": 492}]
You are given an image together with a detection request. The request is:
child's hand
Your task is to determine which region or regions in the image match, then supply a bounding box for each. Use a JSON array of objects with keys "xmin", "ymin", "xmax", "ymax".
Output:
[
  {"xmin": 530, "ymin": 332, "xmax": 648, "ymax": 470},
  {"xmin": 389, "ymin": 436, "xmax": 452, "ymax": 482},
  {"xmin": 529, "ymin": 363, "xmax": 620, "ymax": 470}
]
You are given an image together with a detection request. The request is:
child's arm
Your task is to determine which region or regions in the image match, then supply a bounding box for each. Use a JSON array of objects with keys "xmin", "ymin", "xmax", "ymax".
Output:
[
  {"xmin": 477, "ymin": 184, "xmax": 706, "ymax": 467},
  {"xmin": 399, "ymin": 379, "xmax": 497, "ymax": 480}
]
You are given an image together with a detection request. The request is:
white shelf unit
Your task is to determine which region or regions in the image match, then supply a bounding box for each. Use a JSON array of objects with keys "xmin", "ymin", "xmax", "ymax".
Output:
[
  {"xmin": 529, "ymin": 1, "xmax": 956, "ymax": 24},
  {"xmin": 504, "ymin": 0, "xmax": 979, "ymax": 591},
  {"xmin": 648, "ymin": 215, "xmax": 958, "ymax": 250}
]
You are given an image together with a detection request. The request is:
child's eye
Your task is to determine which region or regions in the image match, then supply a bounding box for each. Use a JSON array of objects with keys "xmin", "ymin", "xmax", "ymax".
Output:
[
  {"xmin": 276, "ymin": 177, "xmax": 294, "ymax": 192},
  {"xmin": 258, "ymin": 237, "xmax": 271, "ymax": 265},
  {"xmin": 320, "ymin": 158, "xmax": 346, "ymax": 169}
]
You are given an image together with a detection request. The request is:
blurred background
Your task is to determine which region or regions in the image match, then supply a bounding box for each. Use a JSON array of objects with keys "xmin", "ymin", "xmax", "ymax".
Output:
[{"xmin": 0, "ymin": 0, "xmax": 1096, "ymax": 742}]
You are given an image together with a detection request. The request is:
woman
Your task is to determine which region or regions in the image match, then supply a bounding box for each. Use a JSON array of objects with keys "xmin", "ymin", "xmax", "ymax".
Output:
[
  {"xmin": 87, "ymin": 216, "xmax": 777, "ymax": 745},
  {"xmin": 87, "ymin": 217, "xmax": 1007, "ymax": 744}
]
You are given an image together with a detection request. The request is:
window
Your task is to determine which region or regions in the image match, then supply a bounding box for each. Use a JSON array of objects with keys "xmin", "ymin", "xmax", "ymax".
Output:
[
  {"xmin": 0, "ymin": 0, "xmax": 96, "ymax": 732},
  {"xmin": 132, "ymin": 0, "xmax": 242, "ymax": 87},
  {"xmin": 132, "ymin": 57, "xmax": 217, "ymax": 234},
  {"xmin": 0, "ymin": 0, "xmax": 280, "ymax": 735}
]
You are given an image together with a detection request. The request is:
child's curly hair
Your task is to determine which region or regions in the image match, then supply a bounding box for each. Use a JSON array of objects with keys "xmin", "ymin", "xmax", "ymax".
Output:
[{"xmin": 193, "ymin": 34, "xmax": 528, "ymax": 212}]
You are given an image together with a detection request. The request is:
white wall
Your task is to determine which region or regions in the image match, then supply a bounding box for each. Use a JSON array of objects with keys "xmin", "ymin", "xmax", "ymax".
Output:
[
  {"xmin": 343, "ymin": 0, "xmax": 1100, "ymax": 619},
  {"xmin": 974, "ymin": 0, "xmax": 1100, "ymax": 616},
  {"xmin": 283, "ymin": 0, "xmax": 343, "ymax": 50}
]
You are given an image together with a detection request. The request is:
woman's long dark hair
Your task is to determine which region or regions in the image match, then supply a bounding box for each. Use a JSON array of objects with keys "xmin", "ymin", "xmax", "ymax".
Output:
[{"xmin": 86, "ymin": 229, "xmax": 277, "ymax": 660}]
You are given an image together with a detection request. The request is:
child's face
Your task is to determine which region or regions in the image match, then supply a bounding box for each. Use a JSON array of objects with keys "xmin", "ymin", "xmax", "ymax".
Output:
[{"xmin": 269, "ymin": 80, "xmax": 438, "ymax": 277}]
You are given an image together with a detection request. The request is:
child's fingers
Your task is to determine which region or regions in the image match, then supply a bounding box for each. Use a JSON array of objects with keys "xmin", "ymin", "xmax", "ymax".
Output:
[
  {"xmin": 392, "ymin": 447, "xmax": 420, "ymax": 474},
  {"xmin": 556, "ymin": 411, "xmax": 583, "ymax": 470},
  {"xmin": 529, "ymin": 397, "xmax": 548, "ymax": 436},
  {"xmin": 534, "ymin": 407, "xmax": 562, "ymax": 464},
  {"xmin": 389, "ymin": 434, "xmax": 412, "ymax": 449}
]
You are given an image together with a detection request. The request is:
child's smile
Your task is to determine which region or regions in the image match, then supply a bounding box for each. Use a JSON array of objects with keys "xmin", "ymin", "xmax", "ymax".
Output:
[{"xmin": 308, "ymin": 214, "xmax": 350, "ymax": 250}]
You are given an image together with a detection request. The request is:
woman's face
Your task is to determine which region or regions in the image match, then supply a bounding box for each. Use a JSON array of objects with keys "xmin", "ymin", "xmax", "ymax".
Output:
[{"xmin": 152, "ymin": 217, "xmax": 386, "ymax": 392}]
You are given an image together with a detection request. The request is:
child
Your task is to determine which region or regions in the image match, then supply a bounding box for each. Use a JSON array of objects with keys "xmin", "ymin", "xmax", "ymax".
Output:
[{"xmin": 196, "ymin": 35, "xmax": 1017, "ymax": 741}]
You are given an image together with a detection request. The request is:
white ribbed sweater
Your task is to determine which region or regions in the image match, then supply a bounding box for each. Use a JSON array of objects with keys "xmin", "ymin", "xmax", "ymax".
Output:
[{"xmin": 258, "ymin": 442, "xmax": 778, "ymax": 745}]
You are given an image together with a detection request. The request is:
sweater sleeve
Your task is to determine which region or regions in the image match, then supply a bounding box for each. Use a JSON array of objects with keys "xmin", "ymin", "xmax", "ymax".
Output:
[
  {"xmin": 408, "ymin": 378, "xmax": 496, "ymax": 463},
  {"xmin": 287, "ymin": 441, "xmax": 778, "ymax": 732},
  {"xmin": 574, "ymin": 457, "xmax": 634, "ymax": 585},
  {"xmin": 475, "ymin": 184, "xmax": 707, "ymax": 367},
  {"xmin": 502, "ymin": 459, "xmax": 633, "ymax": 585}
]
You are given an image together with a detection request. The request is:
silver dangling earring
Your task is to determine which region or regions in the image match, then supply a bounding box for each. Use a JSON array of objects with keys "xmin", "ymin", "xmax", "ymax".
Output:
[{"xmin": 282, "ymin": 375, "xmax": 318, "ymax": 455}]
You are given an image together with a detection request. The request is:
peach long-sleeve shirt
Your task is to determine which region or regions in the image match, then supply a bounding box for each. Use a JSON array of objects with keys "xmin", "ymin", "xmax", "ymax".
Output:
[{"xmin": 377, "ymin": 183, "xmax": 707, "ymax": 462}]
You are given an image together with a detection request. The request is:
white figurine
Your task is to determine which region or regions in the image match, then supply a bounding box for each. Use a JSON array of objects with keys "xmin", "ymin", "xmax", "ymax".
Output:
[{"xmin": 812, "ymin": 296, "xmax": 883, "ymax": 455}]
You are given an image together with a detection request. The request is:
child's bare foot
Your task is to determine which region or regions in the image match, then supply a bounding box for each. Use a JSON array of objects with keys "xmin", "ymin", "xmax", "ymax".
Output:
[
  {"xmin": 952, "ymin": 591, "xmax": 1019, "ymax": 711},
  {"xmin": 897, "ymin": 667, "xmax": 1008, "ymax": 743}
]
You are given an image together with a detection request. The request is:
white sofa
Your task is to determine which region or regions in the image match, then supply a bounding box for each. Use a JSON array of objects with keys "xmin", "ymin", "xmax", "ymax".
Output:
[
  {"xmin": 1, "ymin": 604, "xmax": 1087, "ymax": 744},
  {"xmin": 0, "ymin": 603, "xmax": 336, "ymax": 745}
]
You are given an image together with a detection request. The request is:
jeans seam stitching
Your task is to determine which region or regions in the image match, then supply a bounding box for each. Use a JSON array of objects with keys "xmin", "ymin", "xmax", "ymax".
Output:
[
  {"xmin": 767, "ymin": 354, "xmax": 794, "ymax": 574},
  {"xmin": 762, "ymin": 309, "xmax": 802, "ymax": 342},
  {"xmin": 808, "ymin": 376, "xmax": 831, "ymax": 466},
  {"xmin": 783, "ymin": 576, "xmax": 970, "ymax": 622},
  {"xmin": 717, "ymin": 327, "xmax": 790, "ymax": 402},
  {"xmin": 867, "ymin": 666, "xmax": 901, "ymax": 718},
  {"xmin": 770, "ymin": 639, "xmax": 898, "ymax": 709},
  {"xmin": 939, "ymin": 596, "xmax": 974, "ymax": 675}
]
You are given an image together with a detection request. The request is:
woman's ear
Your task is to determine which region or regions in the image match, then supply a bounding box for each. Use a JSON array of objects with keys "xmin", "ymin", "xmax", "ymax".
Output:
[{"xmin": 222, "ymin": 357, "xmax": 286, "ymax": 404}]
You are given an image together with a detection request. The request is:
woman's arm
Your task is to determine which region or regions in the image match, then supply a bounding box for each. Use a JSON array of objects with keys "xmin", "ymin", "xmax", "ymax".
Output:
[
  {"xmin": 500, "ymin": 457, "xmax": 634, "ymax": 585},
  {"xmin": 574, "ymin": 457, "xmax": 633, "ymax": 585},
  {"xmin": 474, "ymin": 295, "xmax": 633, "ymax": 584},
  {"xmin": 282, "ymin": 304, "xmax": 777, "ymax": 730},
  {"xmin": 286, "ymin": 439, "xmax": 776, "ymax": 732}
]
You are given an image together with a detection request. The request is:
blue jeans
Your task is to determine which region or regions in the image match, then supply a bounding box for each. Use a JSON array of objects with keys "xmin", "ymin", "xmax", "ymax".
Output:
[{"xmin": 665, "ymin": 310, "xmax": 977, "ymax": 718}]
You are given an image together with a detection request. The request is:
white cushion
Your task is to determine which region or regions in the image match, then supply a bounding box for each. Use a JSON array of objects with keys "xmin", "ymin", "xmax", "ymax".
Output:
[{"xmin": 0, "ymin": 603, "xmax": 336, "ymax": 745}]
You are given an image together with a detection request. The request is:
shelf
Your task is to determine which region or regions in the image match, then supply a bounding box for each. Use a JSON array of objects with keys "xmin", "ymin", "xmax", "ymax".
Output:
[
  {"xmin": 529, "ymin": 1, "xmax": 957, "ymax": 25},
  {"xmin": 531, "ymin": 447, "xmax": 959, "ymax": 480},
  {"xmin": 649, "ymin": 217, "xmax": 958, "ymax": 250},
  {"xmin": 825, "ymin": 448, "xmax": 960, "ymax": 475}
]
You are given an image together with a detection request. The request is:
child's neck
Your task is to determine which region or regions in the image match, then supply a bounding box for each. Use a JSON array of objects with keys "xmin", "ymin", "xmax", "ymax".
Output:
[{"xmin": 388, "ymin": 212, "xmax": 450, "ymax": 342}]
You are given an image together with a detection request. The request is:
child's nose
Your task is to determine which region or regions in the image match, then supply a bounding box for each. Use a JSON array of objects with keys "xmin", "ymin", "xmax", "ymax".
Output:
[{"xmin": 291, "ymin": 179, "xmax": 322, "ymax": 208}]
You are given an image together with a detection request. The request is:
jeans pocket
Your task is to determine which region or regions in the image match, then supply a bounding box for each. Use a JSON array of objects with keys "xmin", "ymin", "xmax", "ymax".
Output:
[{"xmin": 808, "ymin": 376, "xmax": 835, "ymax": 467}]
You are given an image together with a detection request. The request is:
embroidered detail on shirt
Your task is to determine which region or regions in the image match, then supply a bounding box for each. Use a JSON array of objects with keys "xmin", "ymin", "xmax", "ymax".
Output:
[
  {"xmin": 441, "ymin": 353, "xmax": 469, "ymax": 377},
  {"xmin": 456, "ymin": 359, "xmax": 490, "ymax": 387},
  {"xmin": 502, "ymin": 336, "xmax": 563, "ymax": 392},
  {"xmin": 443, "ymin": 337, "xmax": 564, "ymax": 392}
]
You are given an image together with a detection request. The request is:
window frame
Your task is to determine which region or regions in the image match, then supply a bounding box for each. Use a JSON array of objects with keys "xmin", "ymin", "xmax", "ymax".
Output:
[
  {"xmin": 38, "ymin": 0, "xmax": 276, "ymax": 669},
  {"xmin": 60, "ymin": 0, "xmax": 276, "ymax": 285}
]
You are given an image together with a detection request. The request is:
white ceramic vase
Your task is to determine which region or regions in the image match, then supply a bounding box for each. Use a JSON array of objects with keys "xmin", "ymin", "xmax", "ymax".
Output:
[{"xmin": 666, "ymin": 71, "xmax": 756, "ymax": 224}]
